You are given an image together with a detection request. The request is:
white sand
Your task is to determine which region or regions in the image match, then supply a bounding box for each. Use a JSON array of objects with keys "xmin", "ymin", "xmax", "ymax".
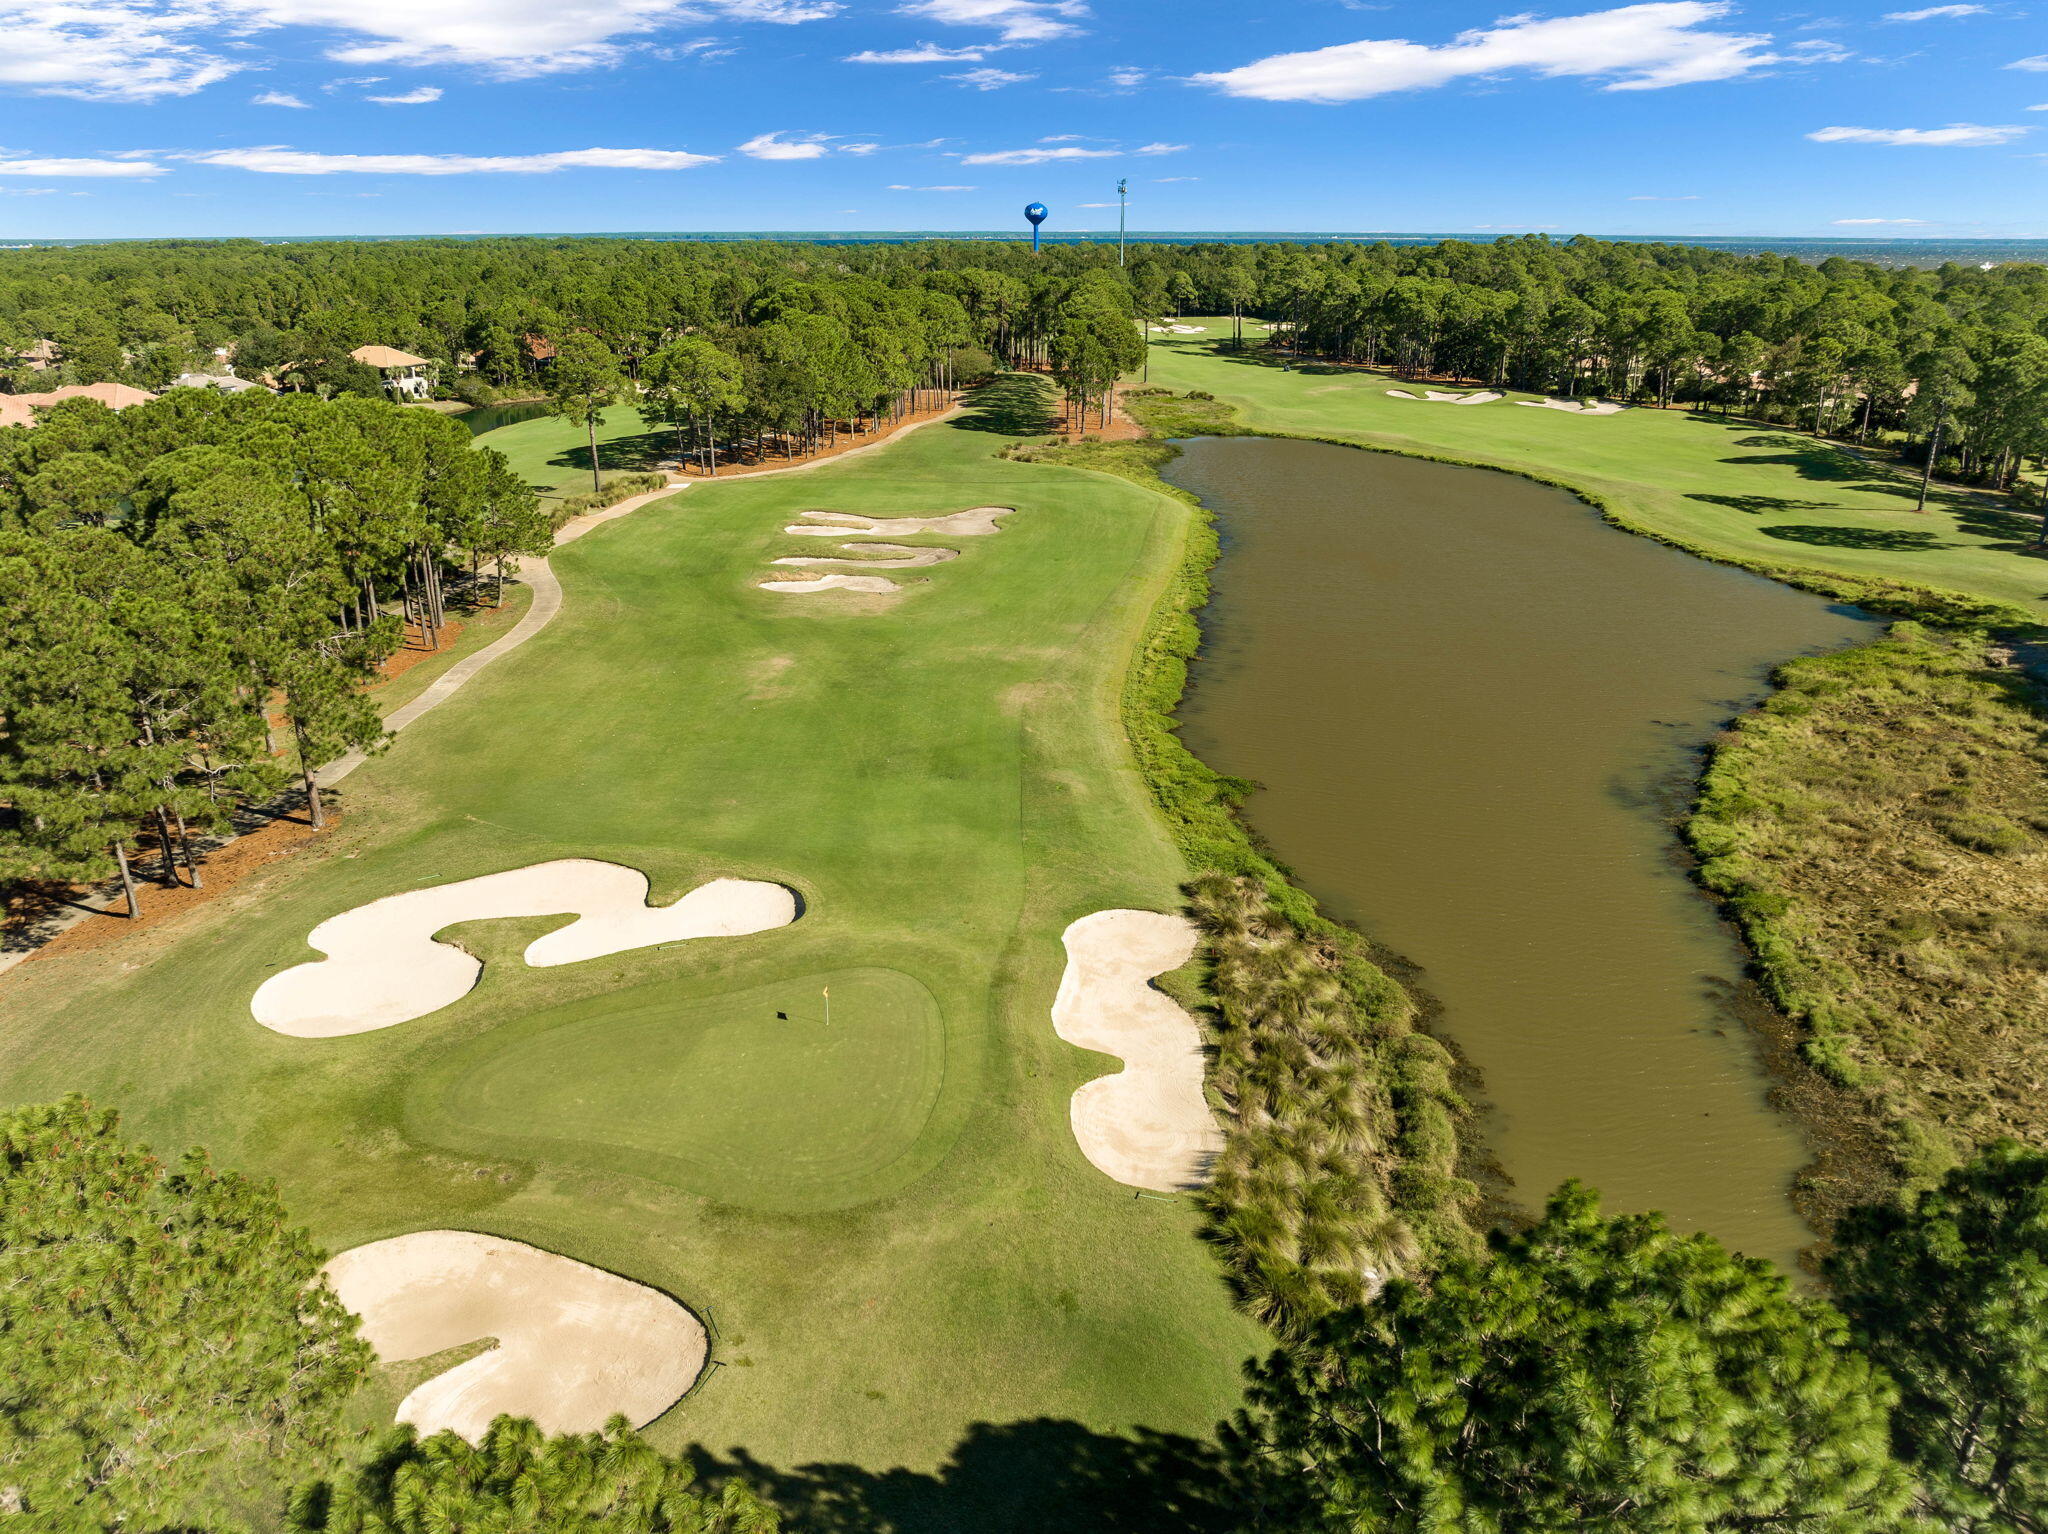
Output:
[
  {"xmin": 783, "ymin": 507, "xmax": 1012, "ymax": 539},
  {"xmin": 758, "ymin": 574, "xmax": 902, "ymax": 594},
  {"xmin": 1388, "ymin": 388, "xmax": 1504, "ymax": 405},
  {"xmin": 251, "ymin": 860, "xmax": 796, "ymax": 1037},
  {"xmin": 1051, "ymin": 909, "xmax": 1224, "ymax": 1193},
  {"xmin": 326, "ymin": 1230, "xmax": 706, "ymax": 1443},
  {"xmin": 1517, "ymin": 397, "xmax": 1628, "ymax": 415},
  {"xmin": 1148, "ymin": 324, "xmax": 1207, "ymax": 334},
  {"xmin": 770, "ymin": 543, "xmax": 959, "ymax": 569}
]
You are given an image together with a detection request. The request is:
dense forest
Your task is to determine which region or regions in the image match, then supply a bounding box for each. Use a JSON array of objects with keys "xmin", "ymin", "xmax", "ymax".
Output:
[{"xmin": 1, "ymin": 233, "xmax": 2043, "ymax": 484}]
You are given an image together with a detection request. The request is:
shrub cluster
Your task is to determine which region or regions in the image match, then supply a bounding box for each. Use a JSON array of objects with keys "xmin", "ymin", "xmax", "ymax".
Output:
[
  {"xmin": 550, "ymin": 470, "xmax": 671, "ymax": 525},
  {"xmin": 1190, "ymin": 874, "xmax": 1478, "ymax": 1337}
]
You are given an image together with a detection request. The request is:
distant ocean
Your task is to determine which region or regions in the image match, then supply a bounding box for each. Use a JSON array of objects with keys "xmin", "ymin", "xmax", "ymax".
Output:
[{"xmin": 3, "ymin": 230, "xmax": 2043, "ymax": 269}]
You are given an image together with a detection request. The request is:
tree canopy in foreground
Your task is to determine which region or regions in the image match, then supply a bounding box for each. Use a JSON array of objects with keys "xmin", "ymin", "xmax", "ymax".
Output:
[
  {"xmin": 290, "ymin": 1417, "xmax": 780, "ymax": 1534},
  {"xmin": 0, "ymin": 1096, "xmax": 371, "ymax": 1529},
  {"xmin": 1225, "ymin": 1183, "xmax": 1910, "ymax": 1532}
]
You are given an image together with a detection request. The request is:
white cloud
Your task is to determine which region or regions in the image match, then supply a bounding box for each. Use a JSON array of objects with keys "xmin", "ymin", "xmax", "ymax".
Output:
[
  {"xmin": 1832, "ymin": 216, "xmax": 1933, "ymax": 223},
  {"xmin": 366, "ymin": 84, "xmax": 441, "ymax": 102},
  {"xmin": 960, "ymin": 139, "xmax": 1182, "ymax": 165},
  {"xmin": 184, "ymin": 145, "xmax": 719, "ymax": 173},
  {"xmin": 0, "ymin": 0, "xmax": 843, "ymax": 99},
  {"xmin": 963, "ymin": 144, "xmax": 1116, "ymax": 164},
  {"xmin": 0, "ymin": 153, "xmax": 165, "ymax": 176},
  {"xmin": 845, "ymin": 42, "xmax": 986, "ymax": 61},
  {"xmin": 898, "ymin": 0, "xmax": 1087, "ymax": 44},
  {"xmin": 736, "ymin": 130, "xmax": 835, "ymax": 159},
  {"xmin": 252, "ymin": 88, "xmax": 310, "ymax": 106},
  {"xmin": 947, "ymin": 66, "xmax": 1033, "ymax": 87},
  {"xmin": 841, "ymin": 141, "xmax": 879, "ymax": 153},
  {"xmin": 1107, "ymin": 65, "xmax": 1144, "ymax": 87},
  {"xmin": 1808, "ymin": 122, "xmax": 2028, "ymax": 144},
  {"xmin": 2009, "ymin": 53, "xmax": 2048, "ymax": 70},
  {"xmin": 0, "ymin": 0, "xmax": 239, "ymax": 100},
  {"xmin": 1883, "ymin": 4, "xmax": 1984, "ymax": 17},
  {"xmin": 1194, "ymin": 2, "xmax": 1806, "ymax": 103}
]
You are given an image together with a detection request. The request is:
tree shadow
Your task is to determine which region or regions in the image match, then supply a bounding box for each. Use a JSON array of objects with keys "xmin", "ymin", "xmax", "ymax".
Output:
[
  {"xmin": 1759, "ymin": 524, "xmax": 1950, "ymax": 552},
  {"xmin": 685, "ymin": 1417, "xmax": 1233, "ymax": 1534},
  {"xmin": 1949, "ymin": 499, "xmax": 2048, "ymax": 555},
  {"xmin": 1720, "ymin": 435, "xmax": 1868, "ymax": 484},
  {"xmin": 1687, "ymin": 492, "xmax": 1843, "ymax": 516},
  {"xmin": 955, "ymin": 374, "xmax": 1063, "ymax": 436},
  {"xmin": 547, "ymin": 425, "xmax": 674, "ymax": 478}
]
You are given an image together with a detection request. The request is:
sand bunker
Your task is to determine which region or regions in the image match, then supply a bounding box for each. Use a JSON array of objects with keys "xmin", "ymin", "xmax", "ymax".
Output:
[
  {"xmin": 1517, "ymin": 397, "xmax": 1628, "ymax": 415},
  {"xmin": 1148, "ymin": 323, "xmax": 1207, "ymax": 334},
  {"xmin": 783, "ymin": 507, "xmax": 1012, "ymax": 539},
  {"xmin": 1386, "ymin": 388, "xmax": 1503, "ymax": 405},
  {"xmin": 252, "ymin": 859, "xmax": 796, "ymax": 1037},
  {"xmin": 1051, "ymin": 909, "xmax": 1224, "ymax": 1193},
  {"xmin": 757, "ymin": 574, "xmax": 902, "ymax": 594},
  {"xmin": 770, "ymin": 543, "xmax": 959, "ymax": 569},
  {"xmin": 326, "ymin": 1230, "xmax": 706, "ymax": 1443}
]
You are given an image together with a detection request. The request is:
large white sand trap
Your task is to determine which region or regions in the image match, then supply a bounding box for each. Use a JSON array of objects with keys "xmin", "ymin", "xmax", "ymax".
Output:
[
  {"xmin": 1052, "ymin": 909, "xmax": 1224, "ymax": 1193},
  {"xmin": 326, "ymin": 1231, "xmax": 706, "ymax": 1443},
  {"xmin": 770, "ymin": 543, "xmax": 959, "ymax": 569},
  {"xmin": 251, "ymin": 860, "xmax": 797, "ymax": 1037},
  {"xmin": 758, "ymin": 574, "xmax": 902, "ymax": 594},
  {"xmin": 1148, "ymin": 324, "xmax": 1207, "ymax": 334},
  {"xmin": 784, "ymin": 507, "xmax": 1012, "ymax": 539},
  {"xmin": 1387, "ymin": 388, "xmax": 1503, "ymax": 405},
  {"xmin": 1517, "ymin": 397, "xmax": 1628, "ymax": 415}
]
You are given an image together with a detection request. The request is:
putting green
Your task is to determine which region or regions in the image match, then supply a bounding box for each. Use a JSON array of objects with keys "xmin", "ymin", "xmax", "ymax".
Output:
[
  {"xmin": 1151, "ymin": 323, "xmax": 2048, "ymax": 619},
  {"xmin": 413, "ymin": 968, "xmax": 946, "ymax": 1213}
]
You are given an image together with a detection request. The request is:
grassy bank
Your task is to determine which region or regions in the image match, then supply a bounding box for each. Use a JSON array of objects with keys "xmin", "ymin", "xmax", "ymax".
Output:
[
  {"xmin": 1146, "ymin": 328, "xmax": 2045, "ymax": 627},
  {"xmin": 1010, "ymin": 391, "xmax": 1481, "ymax": 1333},
  {"xmin": 1690, "ymin": 626, "xmax": 2048, "ymax": 1188},
  {"xmin": 0, "ymin": 378, "xmax": 1268, "ymax": 1527}
]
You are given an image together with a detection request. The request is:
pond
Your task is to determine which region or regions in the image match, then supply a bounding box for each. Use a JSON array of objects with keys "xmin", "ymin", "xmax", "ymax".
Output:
[
  {"xmin": 1162, "ymin": 435, "xmax": 1878, "ymax": 1267},
  {"xmin": 458, "ymin": 399, "xmax": 551, "ymax": 435}
]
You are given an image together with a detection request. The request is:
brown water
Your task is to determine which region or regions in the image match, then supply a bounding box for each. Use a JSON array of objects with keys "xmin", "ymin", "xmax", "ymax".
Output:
[{"xmin": 1162, "ymin": 436, "xmax": 1878, "ymax": 1268}]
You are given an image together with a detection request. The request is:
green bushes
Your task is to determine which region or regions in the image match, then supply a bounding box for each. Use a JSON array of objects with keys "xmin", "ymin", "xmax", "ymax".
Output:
[
  {"xmin": 549, "ymin": 470, "xmax": 670, "ymax": 526},
  {"xmin": 1688, "ymin": 624, "xmax": 2048, "ymax": 1184}
]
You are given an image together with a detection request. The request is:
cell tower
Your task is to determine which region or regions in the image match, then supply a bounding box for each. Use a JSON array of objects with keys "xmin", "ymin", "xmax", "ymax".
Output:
[
  {"xmin": 1117, "ymin": 179, "xmax": 1128, "ymax": 267},
  {"xmin": 1025, "ymin": 202, "xmax": 1048, "ymax": 253}
]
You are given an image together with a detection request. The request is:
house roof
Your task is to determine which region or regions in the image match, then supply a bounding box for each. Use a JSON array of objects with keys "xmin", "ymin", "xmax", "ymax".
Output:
[
  {"xmin": 350, "ymin": 344, "xmax": 432, "ymax": 369},
  {"xmin": 172, "ymin": 372, "xmax": 268, "ymax": 393},
  {"xmin": 0, "ymin": 381, "xmax": 159, "ymax": 426}
]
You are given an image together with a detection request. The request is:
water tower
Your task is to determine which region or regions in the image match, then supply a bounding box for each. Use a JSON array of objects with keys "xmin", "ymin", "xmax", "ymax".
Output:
[{"xmin": 1024, "ymin": 202, "xmax": 1048, "ymax": 253}]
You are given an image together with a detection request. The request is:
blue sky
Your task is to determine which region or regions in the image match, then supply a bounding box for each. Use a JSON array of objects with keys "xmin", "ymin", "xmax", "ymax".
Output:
[{"xmin": 1, "ymin": 0, "xmax": 2044, "ymax": 238}]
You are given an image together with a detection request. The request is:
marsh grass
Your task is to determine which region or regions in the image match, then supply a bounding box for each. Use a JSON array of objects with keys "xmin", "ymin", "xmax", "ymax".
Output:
[
  {"xmin": 1022, "ymin": 393, "xmax": 1481, "ymax": 1337},
  {"xmin": 1689, "ymin": 624, "xmax": 2048, "ymax": 1183}
]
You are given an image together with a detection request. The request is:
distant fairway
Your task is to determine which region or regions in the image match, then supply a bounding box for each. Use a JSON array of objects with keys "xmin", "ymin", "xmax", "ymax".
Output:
[
  {"xmin": 0, "ymin": 378, "xmax": 1266, "ymax": 1515},
  {"xmin": 483, "ymin": 403, "xmax": 675, "ymax": 494},
  {"xmin": 1151, "ymin": 325, "xmax": 2048, "ymax": 619}
]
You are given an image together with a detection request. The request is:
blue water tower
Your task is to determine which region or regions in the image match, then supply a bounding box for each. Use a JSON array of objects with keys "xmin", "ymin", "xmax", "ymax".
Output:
[{"xmin": 1024, "ymin": 202, "xmax": 1048, "ymax": 253}]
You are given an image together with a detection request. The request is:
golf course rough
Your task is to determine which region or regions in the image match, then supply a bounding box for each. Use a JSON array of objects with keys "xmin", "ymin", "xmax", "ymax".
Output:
[
  {"xmin": 0, "ymin": 391, "xmax": 1269, "ymax": 1474},
  {"xmin": 326, "ymin": 1229, "xmax": 706, "ymax": 1441},
  {"xmin": 1052, "ymin": 909, "xmax": 1223, "ymax": 1193},
  {"xmin": 251, "ymin": 860, "xmax": 798, "ymax": 1036}
]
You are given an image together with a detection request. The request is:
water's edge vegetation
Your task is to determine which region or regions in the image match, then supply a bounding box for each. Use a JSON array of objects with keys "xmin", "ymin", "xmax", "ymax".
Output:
[
  {"xmin": 1039, "ymin": 380, "xmax": 2047, "ymax": 1275},
  {"xmin": 1012, "ymin": 395, "xmax": 1484, "ymax": 1331}
]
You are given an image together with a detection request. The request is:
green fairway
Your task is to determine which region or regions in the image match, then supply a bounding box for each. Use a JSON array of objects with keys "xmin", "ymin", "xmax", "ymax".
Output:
[
  {"xmin": 1150, "ymin": 325, "xmax": 2048, "ymax": 620},
  {"xmin": 0, "ymin": 380, "xmax": 1265, "ymax": 1520},
  {"xmin": 480, "ymin": 403, "xmax": 675, "ymax": 494}
]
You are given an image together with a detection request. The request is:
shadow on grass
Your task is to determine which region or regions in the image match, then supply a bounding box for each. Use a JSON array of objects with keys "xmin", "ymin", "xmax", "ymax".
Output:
[
  {"xmin": 1687, "ymin": 492, "xmax": 1844, "ymax": 516},
  {"xmin": 955, "ymin": 373, "xmax": 1064, "ymax": 436},
  {"xmin": 547, "ymin": 425, "xmax": 675, "ymax": 479},
  {"xmin": 687, "ymin": 1418, "xmax": 1233, "ymax": 1534},
  {"xmin": 1760, "ymin": 524, "xmax": 1952, "ymax": 552}
]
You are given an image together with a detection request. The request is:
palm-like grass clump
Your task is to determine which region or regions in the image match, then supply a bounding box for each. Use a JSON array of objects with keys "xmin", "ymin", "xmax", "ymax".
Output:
[{"xmin": 1189, "ymin": 874, "xmax": 1479, "ymax": 1339}]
